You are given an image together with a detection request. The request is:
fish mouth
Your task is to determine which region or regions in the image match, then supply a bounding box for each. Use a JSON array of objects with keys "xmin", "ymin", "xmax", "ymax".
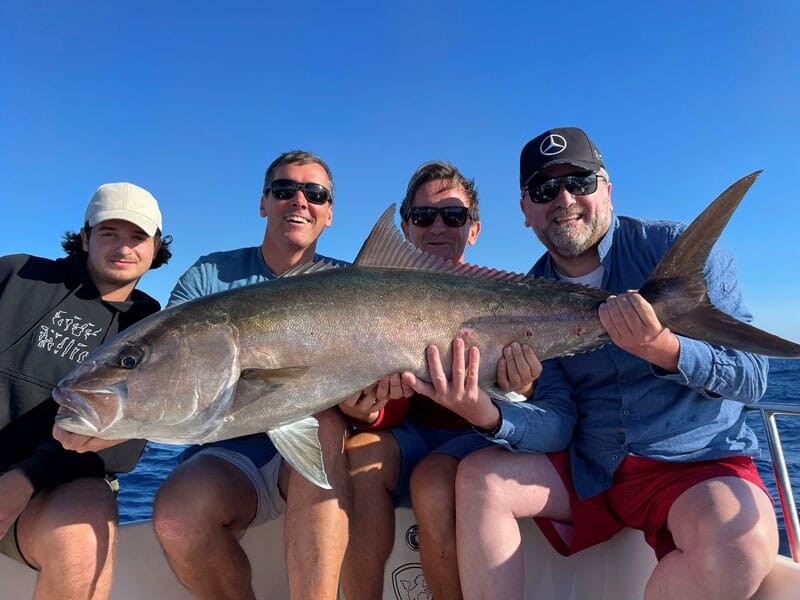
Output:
[
  {"xmin": 54, "ymin": 410, "xmax": 100, "ymax": 434},
  {"xmin": 52, "ymin": 382, "xmax": 126, "ymax": 434}
]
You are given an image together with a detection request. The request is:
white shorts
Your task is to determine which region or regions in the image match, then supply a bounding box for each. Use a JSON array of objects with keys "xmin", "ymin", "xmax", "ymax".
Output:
[{"xmin": 189, "ymin": 447, "xmax": 286, "ymax": 526}]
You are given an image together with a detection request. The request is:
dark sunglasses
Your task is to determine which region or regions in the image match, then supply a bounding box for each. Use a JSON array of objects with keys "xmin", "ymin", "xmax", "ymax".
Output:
[
  {"xmin": 265, "ymin": 179, "xmax": 332, "ymax": 205},
  {"xmin": 408, "ymin": 206, "xmax": 475, "ymax": 228},
  {"xmin": 526, "ymin": 172, "xmax": 606, "ymax": 204}
]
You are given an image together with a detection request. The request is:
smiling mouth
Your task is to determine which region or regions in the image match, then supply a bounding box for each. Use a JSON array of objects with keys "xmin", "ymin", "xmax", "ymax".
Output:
[
  {"xmin": 553, "ymin": 213, "xmax": 583, "ymax": 225},
  {"xmin": 285, "ymin": 215, "xmax": 311, "ymax": 224}
]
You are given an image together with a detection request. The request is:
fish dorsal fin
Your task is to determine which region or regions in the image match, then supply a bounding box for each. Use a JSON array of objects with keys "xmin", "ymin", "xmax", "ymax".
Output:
[
  {"xmin": 279, "ymin": 258, "xmax": 346, "ymax": 278},
  {"xmin": 354, "ymin": 204, "xmax": 529, "ymax": 283}
]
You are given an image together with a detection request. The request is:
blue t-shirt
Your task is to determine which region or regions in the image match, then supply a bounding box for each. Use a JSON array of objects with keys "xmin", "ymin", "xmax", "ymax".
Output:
[
  {"xmin": 485, "ymin": 214, "xmax": 768, "ymax": 499},
  {"xmin": 168, "ymin": 246, "xmax": 347, "ymax": 306}
]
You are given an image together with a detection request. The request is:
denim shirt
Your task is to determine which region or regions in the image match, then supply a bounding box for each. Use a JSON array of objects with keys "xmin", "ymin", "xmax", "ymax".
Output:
[{"xmin": 487, "ymin": 214, "xmax": 768, "ymax": 499}]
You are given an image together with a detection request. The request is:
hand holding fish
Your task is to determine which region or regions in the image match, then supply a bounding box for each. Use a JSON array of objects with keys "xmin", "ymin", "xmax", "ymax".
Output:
[
  {"xmin": 52, "ymin": 414, "xmax": 126, "ymax": 453},
  {"xmin": 402, "ymin": 338, "xmax": 501, "ymax": 431},
  {"xmin": 339, "ymin": 373, "xmax": 412, "ymax": 425},
  {"xmin": 599, "ymin": 291, "xmax": 680, "ymax": 373},
  {"xmin": 497, "ymin": 342, "xmax": 542, "ymax": 397}
]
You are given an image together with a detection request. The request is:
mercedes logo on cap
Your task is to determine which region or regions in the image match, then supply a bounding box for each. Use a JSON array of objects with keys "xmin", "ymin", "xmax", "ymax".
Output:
[{"xmin": 539, "ymin": 134, "xmax": 567, "ymax": 156}]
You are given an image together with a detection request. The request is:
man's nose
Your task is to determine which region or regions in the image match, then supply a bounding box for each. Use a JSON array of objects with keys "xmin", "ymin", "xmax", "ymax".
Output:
[{"xmin": 552, "ymin": 183, "xmax": 578, "ymax": 206}]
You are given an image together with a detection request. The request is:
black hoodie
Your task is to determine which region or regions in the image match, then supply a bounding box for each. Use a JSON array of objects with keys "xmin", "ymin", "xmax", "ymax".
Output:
[{"xmin": 0, "ymin": 253, "xmax": 160, "ymax": 492}]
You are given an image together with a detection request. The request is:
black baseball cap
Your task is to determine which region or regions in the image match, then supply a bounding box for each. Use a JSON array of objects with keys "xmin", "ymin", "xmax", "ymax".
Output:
[{"xmin": 519, "ymin": 127, "xmax": 605, "ymax": 188}]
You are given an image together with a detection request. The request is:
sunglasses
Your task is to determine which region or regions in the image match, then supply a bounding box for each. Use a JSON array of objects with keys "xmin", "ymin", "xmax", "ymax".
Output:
[
  {"xmin": 265, "ymin": 179, "xmax": 332, "ymax": 205},
  {"xmin": 408, "ymin": 206, "xmax": 475, "ymax": 228},
  {"xmin": 526, "ymin": 172, "xmax": 606, "ymax": 204}
]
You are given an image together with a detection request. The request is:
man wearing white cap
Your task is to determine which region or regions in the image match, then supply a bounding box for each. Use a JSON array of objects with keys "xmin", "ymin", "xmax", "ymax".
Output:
[{"xmin": 0, "ymin": 182, "xmax": 172, "ymax": 599}]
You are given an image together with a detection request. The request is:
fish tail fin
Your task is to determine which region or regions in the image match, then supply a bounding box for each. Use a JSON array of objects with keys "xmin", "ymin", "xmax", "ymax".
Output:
[
  {"xmin": 640, "ymin": 171, "xmax": 800, "ymax": 358},
  {"xmin": 664, "ymin": 303, "xmax": 800, "ymax": 357}
]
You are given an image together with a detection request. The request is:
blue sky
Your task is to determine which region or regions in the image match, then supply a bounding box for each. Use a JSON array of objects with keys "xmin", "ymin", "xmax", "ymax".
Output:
[{"xmin": 2, "ymin": 1, "xmax": 799, "ymax": 341}]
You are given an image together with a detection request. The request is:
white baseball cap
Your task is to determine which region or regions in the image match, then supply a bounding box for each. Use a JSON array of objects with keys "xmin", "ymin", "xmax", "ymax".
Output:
[{"xmin": 84, "ymin": 182, "xmax": 163, "ymax": 236}]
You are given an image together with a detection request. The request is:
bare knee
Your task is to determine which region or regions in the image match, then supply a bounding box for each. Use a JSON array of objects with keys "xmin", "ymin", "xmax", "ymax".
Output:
[
  {"xmin": 665, "ymin": 478, "xmax": 779, "ymax": 597},
  {"xmin": 410, "ymin": 454, "xmax": 457, "ymax": 518},
  {"xmin": 455, "ymin": 448, "xmax": 497, "ymax": 502},
  {"xmin": 153, "ymin": 457, "xmax": 255, "ymax": 546},
  {"xmin": 697, "ymin": 518, "xmax": 777, "ymax": 592},
  {"xmin": 19, "ymin": 478, "xmax": 117, "ymax": 573}
]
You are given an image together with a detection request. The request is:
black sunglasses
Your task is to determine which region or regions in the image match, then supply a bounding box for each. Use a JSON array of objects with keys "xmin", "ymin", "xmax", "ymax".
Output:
[
  {"xmin": 265, "ymin": 179, "xmax": 332, "ymax": 205},
  {"xmin": 526, "ymin": 172, "xmax": 606, "ymax": 204},
  {"xmin": 408, "ymin": 206, "xmax": 475, "ymax": 228}
]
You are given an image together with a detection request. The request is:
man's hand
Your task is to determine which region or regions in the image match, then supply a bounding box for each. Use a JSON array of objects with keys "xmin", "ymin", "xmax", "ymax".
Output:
[
  {"xmin": 52, "ymin": 422, "xmax": 126, "ymax": 453},
  {"xmin": 599, "ymin": 291, "xmax": 680, "ymax": 372},
  {"xmin": 0, "ymin": 469, "xmax": 34, "ymax": 539},
  {"xmin": 401, "ymin": 338, "xmax": 500, "ymax": 431},
  {"xmin": 338, "ymin": 373, "xmax": 411, "ymax": 425},
  {"xmin": 497, "ymin": 342, "xmax": 541, "ymax": 397}
]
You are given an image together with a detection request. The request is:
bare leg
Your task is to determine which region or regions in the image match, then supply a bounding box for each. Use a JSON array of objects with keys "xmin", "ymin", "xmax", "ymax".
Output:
[
  {"xmin": 410, "ymin": 453, "xmax": 461, "ymax": 600},
  {"xmin": 455, "ymin": 447, "xmax": 570, "ymax": 600},
  {"xmin": 153, "ymin": 454, "xmax": 258, "ymax": 600},
  {"xmin": 284, "ymin": 408, "xmax": 352, "ymax": 600},
  {"xmin": 340, "ymin": 429, "xmax": 400, "ymax": 600},
  {"xmin": 645, "ymin": 477, "xmax": 777, "ymax": 600},
  {"xmin": 18, "ymin": 477, "xmax": 117, "ymax": 600}
]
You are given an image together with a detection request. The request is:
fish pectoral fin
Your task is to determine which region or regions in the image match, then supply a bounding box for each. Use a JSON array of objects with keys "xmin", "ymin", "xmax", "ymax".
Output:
[
  {"xmin": 230, "ymin": 367, "xmax": 311, "ymax": 414},
  {"xmin": 240, "ymin": 366, "xmax": 310, "ymax": 384},
  {"xmin": 267, "ymin": 417, "xmax": 331, "ymax": 490}
]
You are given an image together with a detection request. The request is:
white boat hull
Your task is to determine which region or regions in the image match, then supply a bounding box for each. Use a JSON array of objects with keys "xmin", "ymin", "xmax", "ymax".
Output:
[{"xmin": 1, "ymin": 508, "xmax": 798, "ymax": 599}]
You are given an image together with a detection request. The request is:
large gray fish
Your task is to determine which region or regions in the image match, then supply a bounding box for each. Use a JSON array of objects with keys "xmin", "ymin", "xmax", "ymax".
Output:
[{"xmin": 53, "ymin": 172, "xmax": 800, "ymax": 487}]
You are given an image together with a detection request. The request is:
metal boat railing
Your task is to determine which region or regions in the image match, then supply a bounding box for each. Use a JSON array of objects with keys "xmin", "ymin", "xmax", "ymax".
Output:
[{"xmin": 747, "ymin": 402, "xmax": 800, "ymax": 563}]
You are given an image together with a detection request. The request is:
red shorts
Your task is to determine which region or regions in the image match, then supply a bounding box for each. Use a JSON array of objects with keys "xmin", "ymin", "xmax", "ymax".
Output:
[{"xmin": 534, "ymin": 452, "xmax": 772, "ymax": 560}]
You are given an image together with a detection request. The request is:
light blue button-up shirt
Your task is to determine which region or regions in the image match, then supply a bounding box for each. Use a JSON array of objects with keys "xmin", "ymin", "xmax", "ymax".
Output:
[{"xmin": 487, "ymin": 214, "xmax": 768, "ymax": 499}]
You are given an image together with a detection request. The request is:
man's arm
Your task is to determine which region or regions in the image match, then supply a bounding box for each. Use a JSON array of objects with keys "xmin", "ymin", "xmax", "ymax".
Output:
[{"xmin": 600, "ymin": 247, "xmax": 768, "ymax": 403}]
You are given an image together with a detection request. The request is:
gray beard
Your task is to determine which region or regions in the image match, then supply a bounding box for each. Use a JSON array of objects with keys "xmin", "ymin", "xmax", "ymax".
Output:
[{"xmin": 545, "ymin": 212, "xmax": 610, "ymax": 258}]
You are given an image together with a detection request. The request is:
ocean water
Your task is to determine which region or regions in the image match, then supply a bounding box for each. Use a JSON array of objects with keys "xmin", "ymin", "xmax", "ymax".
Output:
[{"xmin": 117, "ymin": 359, "xmax": 800, "ymax": 556}]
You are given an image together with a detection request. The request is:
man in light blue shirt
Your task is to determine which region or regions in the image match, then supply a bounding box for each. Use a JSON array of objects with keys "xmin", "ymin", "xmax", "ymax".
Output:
[
  {"xmin": 151, "ymin": 150, "xmax": 351, "ymax": 600},
  {"xmin": 403, "ymin": 127, "xmax": 778, "ymax": 599}
]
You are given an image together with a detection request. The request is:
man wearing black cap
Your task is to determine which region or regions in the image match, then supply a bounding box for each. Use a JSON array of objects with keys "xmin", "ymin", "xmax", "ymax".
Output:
[
  {"xmin": 0, "ymin": 182, "xmax": 172, "ymax": 599},
  {"xmin": 404, "ymin": 127, "xmax": 778, "ymax": 599}
]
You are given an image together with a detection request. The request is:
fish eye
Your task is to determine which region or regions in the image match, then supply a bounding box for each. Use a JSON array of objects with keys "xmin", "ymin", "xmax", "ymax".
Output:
[
  {"xmin": 115, "ymin": 347, "xmax": 144, "ymax": 369},
  {"xmin": 120, "ymin": 355, "xmax": 138, "ymax": 368}
]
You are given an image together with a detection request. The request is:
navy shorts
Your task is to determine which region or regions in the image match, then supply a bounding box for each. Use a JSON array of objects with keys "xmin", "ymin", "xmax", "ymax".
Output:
[
  {"xmin": 179, "ymin": 433, "xmax": 278, "ymax": 468},
  {"xmin": 390, "ymin": 418, "xmax": 493, "ymax": 507}
]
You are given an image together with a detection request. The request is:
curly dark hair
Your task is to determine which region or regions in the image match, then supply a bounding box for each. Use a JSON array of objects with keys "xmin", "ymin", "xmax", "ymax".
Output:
[{"xmin": 61, "ymin": 226, "xmax": 173, "ymax": 269}]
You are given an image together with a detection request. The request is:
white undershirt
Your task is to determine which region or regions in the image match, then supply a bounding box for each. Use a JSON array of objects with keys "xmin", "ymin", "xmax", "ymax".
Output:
[{"xmin": 555, "ymin": 265, "xmax": 605, "ymax": 289}]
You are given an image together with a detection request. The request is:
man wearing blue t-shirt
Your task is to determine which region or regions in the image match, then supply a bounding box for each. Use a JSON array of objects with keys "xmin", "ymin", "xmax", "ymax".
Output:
[{"xmin": 151, "ymin": 150, "xmax": 351, "ymax": 600}]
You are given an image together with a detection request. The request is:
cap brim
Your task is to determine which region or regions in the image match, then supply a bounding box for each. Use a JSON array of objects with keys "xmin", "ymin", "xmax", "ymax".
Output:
[
  {"xmin": 523, "ymin": 159, "xmax": 603, "ymax": 186},
  {"xmin": 88, "ymin": 209, "xmax": 159, "ymax": 237}
]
